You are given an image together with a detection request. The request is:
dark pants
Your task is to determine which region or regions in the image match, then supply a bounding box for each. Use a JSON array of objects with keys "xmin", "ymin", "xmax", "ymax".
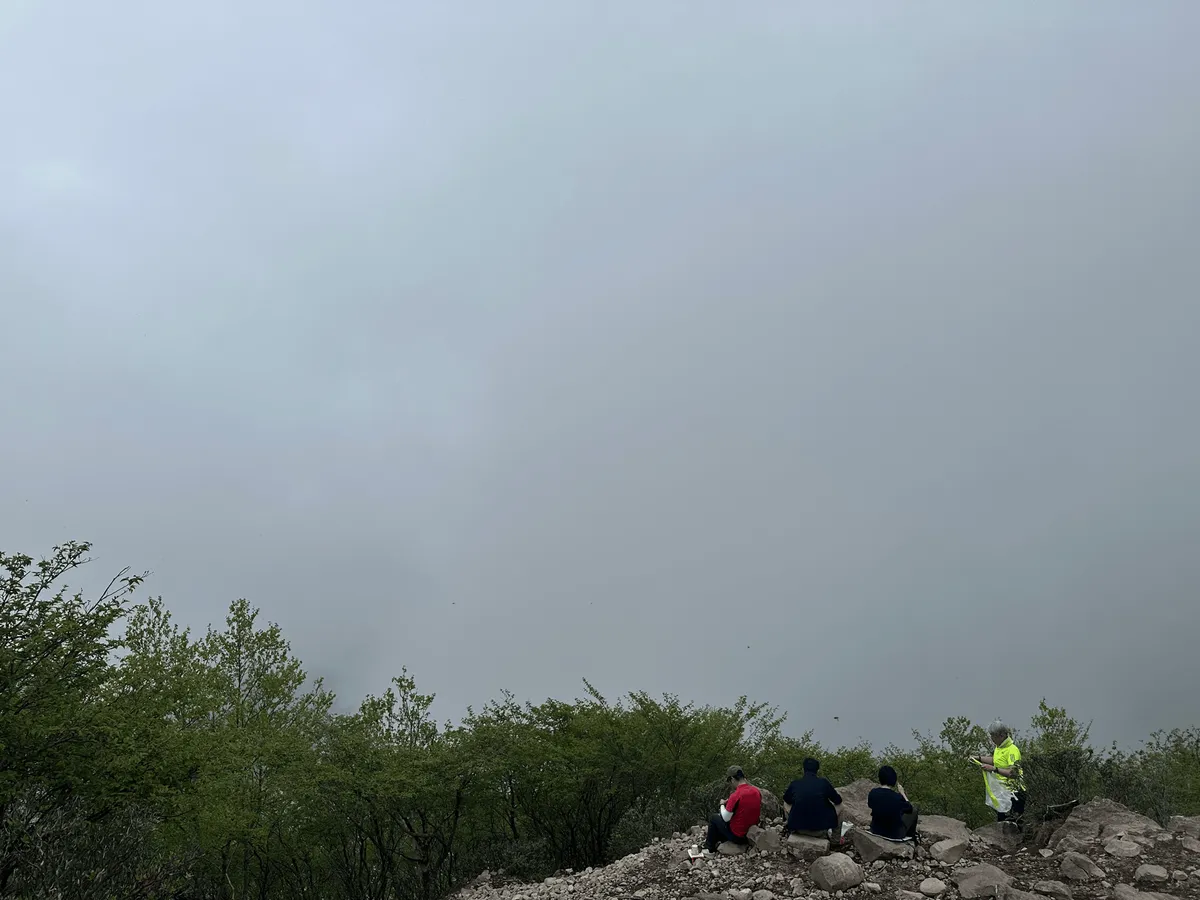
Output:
[
  {"xmin": 901, "ymin": 806, "xmax": 919, "ymax": 839},
  {"xmin": 997, "ymin": 792, "xmax": 1026, "ymax": 824},
  {"xmin": 706, "ymin": 814, "xmax": 749, "ymax": 851}
]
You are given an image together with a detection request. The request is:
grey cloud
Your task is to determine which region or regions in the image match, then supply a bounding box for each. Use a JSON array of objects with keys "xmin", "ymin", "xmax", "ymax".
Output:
[{"xmin": 3, "ymin": 2, "xmax": 1199, "ymax": 747}]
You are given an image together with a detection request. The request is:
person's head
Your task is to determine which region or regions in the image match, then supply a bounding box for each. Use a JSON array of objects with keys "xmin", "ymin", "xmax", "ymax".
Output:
[
  {"xmin": 988, "ymin": 719, "xmax": 1011, "ymax": 747},
  {"xmin": 878, "ymin": 765, "xmax": 898, "ymax": 787},
  {"xmin": 726, "ymin": 765, "xmax": 746, "ymax": 785},
  {"xmin": 802, "ymin": 757, "xmax": 820, "ymax": 776}
]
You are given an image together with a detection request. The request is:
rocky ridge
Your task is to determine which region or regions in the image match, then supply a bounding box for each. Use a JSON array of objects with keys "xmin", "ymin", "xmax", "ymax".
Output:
[{"xmin": 456, "ymin": 796, "xmax": 1200, "ymax": 900}]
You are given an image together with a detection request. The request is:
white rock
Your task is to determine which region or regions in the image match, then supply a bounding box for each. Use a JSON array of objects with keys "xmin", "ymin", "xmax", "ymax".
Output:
[{"xmin": 919, "ymin": 878, "xmax": 947, "ymax": 897}]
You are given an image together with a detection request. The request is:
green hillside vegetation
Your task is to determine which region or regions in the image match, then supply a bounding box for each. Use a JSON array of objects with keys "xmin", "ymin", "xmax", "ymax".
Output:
[{"xmin": 3, "ymin": 543, "xmax": 1197, "ymax": 899}]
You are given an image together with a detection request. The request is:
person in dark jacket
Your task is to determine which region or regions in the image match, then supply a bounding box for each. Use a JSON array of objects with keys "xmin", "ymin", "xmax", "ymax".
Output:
[
  {"xmin": 782, "ymin": 758, "xmax": 843, "ymax": 843},
  {"xmin": 868, "ymin": 765, "xmax": 918, "ymax": 840}
]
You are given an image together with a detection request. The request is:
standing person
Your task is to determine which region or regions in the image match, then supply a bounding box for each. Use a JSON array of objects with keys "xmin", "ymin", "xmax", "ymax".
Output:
[
  {"xmin": 782, "ymin": 758, "xmax": 844, "ymax": 844},
  {"xmin": 970, "ymin": 719, "xmax": 1027, "ymax": 823},
  {"xmin": 705, "ymin": 766, "xmax": 762, "ymax": 852},
  {"xmin": 868, "ymin": 765, "xmax": 919, "ymax": 839}
]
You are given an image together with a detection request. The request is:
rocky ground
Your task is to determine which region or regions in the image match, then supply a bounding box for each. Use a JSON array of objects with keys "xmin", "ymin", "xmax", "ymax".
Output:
[{"xmin": 455, "ymin": 788, "xmax": 1200, "ymax": 900}]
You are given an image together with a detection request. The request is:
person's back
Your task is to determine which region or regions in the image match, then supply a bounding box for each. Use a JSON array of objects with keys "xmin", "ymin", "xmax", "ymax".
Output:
[
  {"xmin": 783, "ymin": 758, "xmax": 842, "ymax": 835},
  {"xmin": 868, "ymin": 766, "xmax": 917, "ymax": 840}
]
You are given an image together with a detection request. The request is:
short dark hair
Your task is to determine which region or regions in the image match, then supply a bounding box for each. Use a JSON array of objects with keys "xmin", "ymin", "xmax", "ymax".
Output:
[
  {"xmin": 803, "ymin": 757, "xmax": 820, "ymax": 774},
  {"xmin": 878, "ymin": 765, "xmax": 898, "ymax": 786}
]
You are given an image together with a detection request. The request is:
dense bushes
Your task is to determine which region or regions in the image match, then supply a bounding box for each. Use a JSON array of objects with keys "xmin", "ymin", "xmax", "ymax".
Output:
[{"xmin": 2, "ymin": 543, "xmax": 1197, "ymax": 899}]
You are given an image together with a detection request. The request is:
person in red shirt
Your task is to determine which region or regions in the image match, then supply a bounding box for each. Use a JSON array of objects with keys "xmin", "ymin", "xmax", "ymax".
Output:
[{"xmin": 705, "ymin": 766, "xmax": 762, "ymax": 852}]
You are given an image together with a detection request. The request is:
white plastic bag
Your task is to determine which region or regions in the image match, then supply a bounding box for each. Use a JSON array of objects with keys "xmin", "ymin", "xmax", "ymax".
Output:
[{"xmin": 984, "ymin": 770, "xmax": 1015, "ymax": 813}]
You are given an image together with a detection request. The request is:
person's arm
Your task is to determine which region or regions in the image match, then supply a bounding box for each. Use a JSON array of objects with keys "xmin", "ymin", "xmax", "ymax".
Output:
[
  {"xmin": 720, "ymin": 788, "xmax": 739, "ymax": 822},
  {"xmin": 783, "ymin": 783, "xmax": 794, "ymax": 806},
  {"xmin": 826, "ymin": 781, "xmax": 843, "ymax": 807}
]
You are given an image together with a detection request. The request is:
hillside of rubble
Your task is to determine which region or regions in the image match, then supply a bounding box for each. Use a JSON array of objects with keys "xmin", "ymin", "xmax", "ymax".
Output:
[{"xmin": 456, "ymin": 792, "xmax": 1200, "ymax": 900}]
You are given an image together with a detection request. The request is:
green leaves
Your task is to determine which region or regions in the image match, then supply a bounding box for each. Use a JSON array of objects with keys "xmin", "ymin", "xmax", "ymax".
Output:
[{"xmin": 4, "ymin": 541, "xmax": 1200, "ymax": 899}]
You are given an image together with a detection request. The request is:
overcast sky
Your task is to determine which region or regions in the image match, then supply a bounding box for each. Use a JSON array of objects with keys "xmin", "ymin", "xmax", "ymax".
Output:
[{"xmin": 3, "ymin": 2, "xmax": 1199, "ymax": 751}]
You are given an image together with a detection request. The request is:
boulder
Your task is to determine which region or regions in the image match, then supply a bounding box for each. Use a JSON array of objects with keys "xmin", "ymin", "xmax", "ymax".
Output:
[
  {"xmin": 954, "ymin": 864, "xmax": 1013, "ymax": 900},
  {"xmin": 919, "ymin": 816, "xmax": 973, "ymax": 844},
  {"xmin": 1182, "ymin": 836, "xmax": 1200, "ymax": 854},
  {"xmin": 1104, "ymin": 839, "xmax": 1142, "ymax": 859},
  {"xmin": 810, "ymin": 853, "xmax": 864, "ymax": 893},
  {"xmin": 1032, "ymin": 881, "xmax": 1073, "ymax": 900},
  {"xmin": 1134, "ymin": 865, "xmax": 1169, "ymax": 885},
  {"xmin": 834, "ymin": 780, "xmax": 876, "ymax": 827},
  {"xmin": 752, "ymin": 891, "xmax": 776, "ymax": 900},
  {"xmin": 786, "ymin": 832, "xmax": 829, "ymax": 857},
  {"xmin": 1056, "ymin": 836, "xmax": 1093, "ymax": 855},
  {"xmin": 974, "ymin": 822, "xmax": 1023, "ymax": 852},
  {"xmin": 1170, "ymin": 815, "xmax": 1200, "ymax": 838},
  {"xmin": 747, "ymin": 825, "xmax": 783, "ymax": 853},
  {"xmin": 852, "ymin": 829, "xmax": 915, "ymax": 864},
  {"xmin": 718, "ymin": 841, "xmax": 747, "ymax": 855},
  {"xmin": 759, "ymin": 788, "xmax": 784, "ymax": 821},
  {"xmin": 931, "ymin": 839, "xmax": 969, "ymax": 864},
  {"xmin": 1050, "ymin": 800, "xmax": 1162, "ymax": 850},
  {"xmin": 1060, "ymin": 852, "xmax": 1105, "ymax": 881},
  {"xmin": 1111, "ymin": 885, "xmax": 1142, "ymax": 900},
  {"xmin": 919, "ymin": 879, "xmax": 947, "ymax": 897}
]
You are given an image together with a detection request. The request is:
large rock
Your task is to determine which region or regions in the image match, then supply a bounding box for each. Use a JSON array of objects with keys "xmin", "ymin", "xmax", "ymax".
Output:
[
  {"xmin": 1050, "ymin": 800, "xmax": 1162, "ymax": 850},
  {"xmin": 746, "ymin": 825, "xmax": 783, "ymax": 853},
  {"xmin": 718, "ymin": 841, "xmax": 747, "ymax": 855},
  {"xmin": 759, "ymin": 788, "xmax": 784, "ymax": 821},
  {"xmin": 954, "ymin": 864, "xmax": 1013, "ymax": 899},
  {"xmin": 919, "ymin": 879, "xmax": 947, "ymax": 897},
  {"xmin": 1170, "ymin": 815, "xmax": 1200, "ymax": 838},
  {"xmin": 919, "ymin": 816, "xmax": 973, "ymax": 844},
  {"xmin": 974, "ymin": 822, "xmax": 1023, "ymax": 852},
  {"xmin": 786, "ymin": 832, "xmax": 829, "ymax": 857},
  {"xmin": 1182, "ymin": 836, "xmax": 1200, "ymax": 854},
  {"xmin": 1032, "ymin": 881, "xmax": 1073, "ymax": 900},
  {"xmin": 1104, "ymin": 838, "xmax": 1142, "ymax": 858},
  {"xmin": 834, "ymin": 779, "xmax": 876, "ymax": 827},
  {"xmin": 1134, "ymin": 865, "xmax": 1169, "ymax": 885},
  {"xmin": 1112, "ymin": 886, "xmax": 1141, "ymax": 900},
  {"xmin": 1060, "ymin": 852, "xmax": 1105, "ymax": 881},
  {"xmin": 852, "ymin": 829, "xmax": 915, "ymax": 864},
  {"xmin": 931, "ymin": 839, "xmax": 969, "ymax": 864},
  {"xmin": 810, "ymin": 853, "xmax": 864, "ymax": 893}
]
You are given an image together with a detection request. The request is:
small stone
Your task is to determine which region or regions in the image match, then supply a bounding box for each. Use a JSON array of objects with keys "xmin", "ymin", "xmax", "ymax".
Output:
[
  {"xmin": 1061, "ymin": 852, "xmax": 1105, "ymax": 882},
  {"xmin": 1134, "ymin": 865, "xmax": 1169, "ymax": 885},
  {"xmin": 1172, "ymin": 871, "xmax": 1188, "ymax": 882},
  {"xmin": 718, "ymin": 842, "xmax": 748, "ymax": 856},
  {"xmin": 753, "ymin": 891, "xmax": 776, "ymax": 900},
  {"xmin": 810, "ymin": 853, "xmax": 865, "ymax": 893},
  {"xmin": 865, "ymin": 884, "xmax": 882, "ymax": 894},
  {"xmin": 1032, "ymin": 880, "xmax": 1073, "ymax": 900},
  {"xmin": 931, "ymin": 840, "xmax": 968, "ymax": 865},
  {"xmin": 1104, "ymin": 839, "xmax": 1141, "ymax": 859},
  {"xmin": 955, "ymin": 863, "xmax": 1013, "ymax": 899},
  {"xmin": 919, "ymin": 878, "xmax": 947, "ymax": 897},
  {"xmin": 1039, "ymin": 850, "xmax": 1055, "ymax": 859}
]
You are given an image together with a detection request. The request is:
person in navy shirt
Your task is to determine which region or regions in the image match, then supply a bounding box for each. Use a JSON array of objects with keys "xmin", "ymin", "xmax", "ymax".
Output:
[
  {"xmin": 868, "ymin": 765, "xmax": 918, "ymax": 840},
  {"xmin": 782, "ymin": 758, "xmax": 844, "ymax": 842}
]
